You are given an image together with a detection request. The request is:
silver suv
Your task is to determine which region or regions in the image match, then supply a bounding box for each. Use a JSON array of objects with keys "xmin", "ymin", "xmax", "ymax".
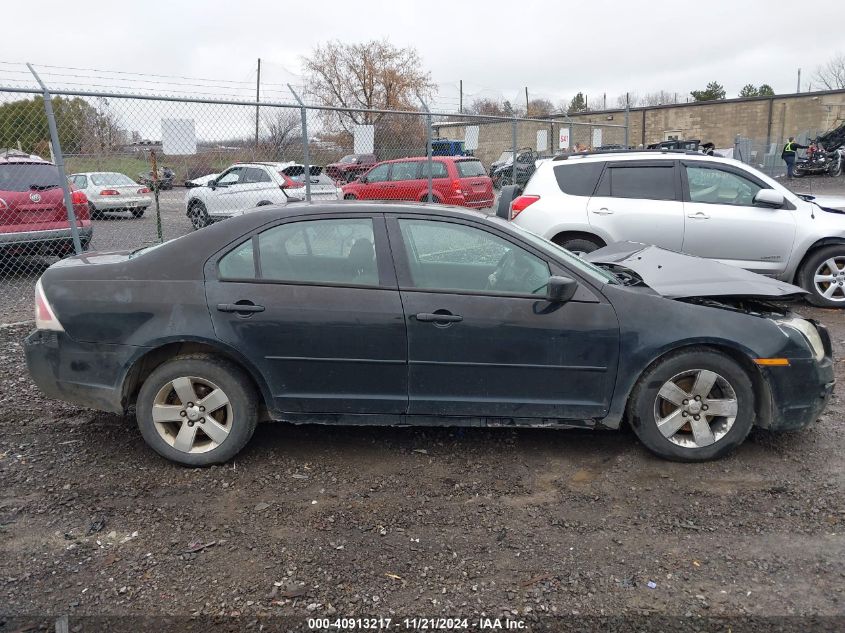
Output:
[{"xmin": 509, "ymin": 151, "xmax": 845, "ymax": 307}]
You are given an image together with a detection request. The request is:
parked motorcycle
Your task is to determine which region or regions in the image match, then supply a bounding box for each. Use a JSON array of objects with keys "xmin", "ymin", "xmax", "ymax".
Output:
[
  {"xmin": 793, "ymin": 142, "xmax": 843, "ymax": 178},
  {"xmin": 793, "ymin": 122, "xmax": 845, "ymax": 178}
]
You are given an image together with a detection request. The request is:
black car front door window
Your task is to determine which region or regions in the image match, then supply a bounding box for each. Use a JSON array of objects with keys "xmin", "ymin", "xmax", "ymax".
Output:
[{"xmin": 397, "ymin": 219, "xmax": 549, "ymax": 296}]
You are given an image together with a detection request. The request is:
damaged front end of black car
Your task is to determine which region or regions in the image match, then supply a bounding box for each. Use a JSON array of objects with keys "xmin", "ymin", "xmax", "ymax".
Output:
[{"xmin": 586, "ymin": 241, "xmax": 835, "ymax": 434}]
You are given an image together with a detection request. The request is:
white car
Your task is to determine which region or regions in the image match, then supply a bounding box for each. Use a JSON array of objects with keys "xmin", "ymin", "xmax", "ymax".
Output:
[
  {"xmin": 185, "ymin": 173, "xmax": 219, "ymax": 188},
  {"xmin": 185, "ymin": 162, "xmax": 340, "ymax": 229},
  {"xmin": 505, "ymin": 150, "xmax": 845, "ymax": 307},
  {"xmin": 68, "ymin": 172, "xmax": 152, "ymax": 219}
]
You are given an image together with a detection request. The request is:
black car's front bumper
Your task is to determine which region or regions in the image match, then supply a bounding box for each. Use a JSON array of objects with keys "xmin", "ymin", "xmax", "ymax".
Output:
[
  {"xmin": 761, "ymin": 322, "xmax": 835, "ymax": 431},
  {"xmin": 24, "ymin": 329, "xmax": 143, "ymax": 414},
  {"xmin": 761, "ymin": 355, "xmax": 835, "ymax": 431}
]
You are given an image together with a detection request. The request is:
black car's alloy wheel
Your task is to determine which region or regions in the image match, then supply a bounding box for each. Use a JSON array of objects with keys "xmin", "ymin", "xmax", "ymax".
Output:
[
  {"xmin": 136, "ymin": 355, "xmax": 258, "ymax": 466},
  {"xmin": 628, "ymin": 348, "xmax": 754, "ymax": 462}
]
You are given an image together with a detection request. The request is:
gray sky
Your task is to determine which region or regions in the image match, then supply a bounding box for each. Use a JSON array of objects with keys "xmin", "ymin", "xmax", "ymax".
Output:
[{"xmin": 1, "ymin": 0, "xmax": 841, "ymax": 111}]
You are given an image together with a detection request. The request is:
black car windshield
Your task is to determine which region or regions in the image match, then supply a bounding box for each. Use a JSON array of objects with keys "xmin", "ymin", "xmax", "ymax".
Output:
[
  {"xmin": 0, "ymin": 163, "xmax": 61, "ymax": 191},
  {"xmin": 498, "ymin": 219, "xmax": 618, "ymax": 285}
]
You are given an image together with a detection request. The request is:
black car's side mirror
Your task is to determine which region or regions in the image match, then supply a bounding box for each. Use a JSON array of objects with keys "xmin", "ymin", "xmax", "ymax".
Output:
[{"xmin": 546, "ymin": 275, "xmax": 578, "ymax": 303}]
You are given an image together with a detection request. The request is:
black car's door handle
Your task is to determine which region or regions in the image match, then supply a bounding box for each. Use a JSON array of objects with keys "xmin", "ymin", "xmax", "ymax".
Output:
[
  {"xmin": 415, "ymin": 312, "xmax": 463, "ymax": 323},
  {"xmin": 217, "ymin": 303, "xmax": 265, "ymax": 313}
]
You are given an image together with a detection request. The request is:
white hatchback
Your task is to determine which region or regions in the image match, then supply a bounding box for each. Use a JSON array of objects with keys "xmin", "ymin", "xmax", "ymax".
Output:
[
  {"xmin": 68, "ymin": 172, "xmax": 152, "ymax": 219},
  {"xmin": 185, "ymin": 162, "xmax": 340, "ymax": 229}
]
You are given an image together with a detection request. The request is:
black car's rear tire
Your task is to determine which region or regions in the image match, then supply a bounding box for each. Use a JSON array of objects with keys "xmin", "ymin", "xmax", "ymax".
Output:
[
  {"xmin": 136, "ymin": 355, "xmax": 258, "ymax": 467},
  {"xmin": 798, "ymin": 244, "xmax": 845, "ymax": 307},
  {"xmin": 552, "ymin": 235, "xmax": 603, "ymax": 256},
  {"xmin": 627, "ymin": 348, "xmax": 755, "ymax": 462},
  {"xmin": 188, "ymin": 201, "xmax": 210, "ymax": 230},
  {"xmin": 131, "ymin": 207, "xmax": 146, "ymax": 218}
]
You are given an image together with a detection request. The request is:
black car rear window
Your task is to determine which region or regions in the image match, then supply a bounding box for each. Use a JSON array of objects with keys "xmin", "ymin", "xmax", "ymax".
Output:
[
  {"xmin": 0, "ymin": 163, "xmax": 61, "ymax": 192},
  {"xmin": 456, "ymin": 160, "xmax": 486, "ymax": 177},
  {"xmin": 552, "ymin": 163, "xmax": 604, "ymax": 196}
]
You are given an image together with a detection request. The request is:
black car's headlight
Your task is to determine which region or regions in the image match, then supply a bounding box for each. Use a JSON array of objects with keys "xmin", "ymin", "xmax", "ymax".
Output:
[{"xmin": 779, "ymin": 318, "xmax": 825, "ymax": 361}]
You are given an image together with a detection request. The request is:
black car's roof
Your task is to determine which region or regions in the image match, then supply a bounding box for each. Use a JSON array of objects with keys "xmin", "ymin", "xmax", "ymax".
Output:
[{"xmin": 238, "ymin": 201, "xmax": 491, "ymax": 225}]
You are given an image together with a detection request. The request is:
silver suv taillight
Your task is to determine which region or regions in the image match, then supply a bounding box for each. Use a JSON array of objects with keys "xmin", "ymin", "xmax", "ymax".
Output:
[{"xmin": 35, "ymin": 278, "xmax": 64, "ymax": 332}]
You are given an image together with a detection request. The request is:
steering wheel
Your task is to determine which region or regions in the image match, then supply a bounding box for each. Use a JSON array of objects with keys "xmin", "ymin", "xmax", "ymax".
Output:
[{"xmin": 486, "ymin": 249, "xmax": 546, "ymax": 293}]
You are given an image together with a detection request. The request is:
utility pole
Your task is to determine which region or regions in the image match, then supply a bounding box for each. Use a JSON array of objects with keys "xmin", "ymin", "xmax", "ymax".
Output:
[
  {"xmin": 255, "ymin": 58, "xmax": 261, "ymax": 147},
  {"xmin": 797, "ymin": 68, "xmax": 801, "ymax": 93},
  {"xmin": 525, "ymin": 87, "xmax": 529, "ymax": 115},
  {"xmin": 459, "ymin": 79, "xmax": 463, "ymax": 114}
]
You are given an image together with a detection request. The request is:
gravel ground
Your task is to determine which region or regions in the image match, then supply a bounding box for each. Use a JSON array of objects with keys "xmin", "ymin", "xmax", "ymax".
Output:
[
  {"xmin": 1, "ymin": 304, "xmax": 844, "ymax": 631},
  {"xmin": 1, "ymin": 180, "xmax": 845, "ymax": 631}
]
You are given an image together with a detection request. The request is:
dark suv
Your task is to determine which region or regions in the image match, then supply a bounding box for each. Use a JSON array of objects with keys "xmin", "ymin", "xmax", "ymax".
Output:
[
  {"xmin": 325, "ymin": 154, "xmax": 377, "ymax": 182},
  {"xmin": 0, "ymin": 153, "xmax": 91, "ymax": 258}
]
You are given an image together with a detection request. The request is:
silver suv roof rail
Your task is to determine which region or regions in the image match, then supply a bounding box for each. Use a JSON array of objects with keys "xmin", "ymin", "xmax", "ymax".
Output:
[{"xmin": 553, "ymin": 149, "xmax": 704, "ymax": 161}]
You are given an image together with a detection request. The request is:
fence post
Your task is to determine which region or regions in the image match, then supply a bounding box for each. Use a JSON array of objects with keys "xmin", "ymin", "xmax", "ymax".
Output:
[
  {"xmin": 511, "ymin": 117, "xmax": 517, "ymax": 187},
  {"xmin": 419, "ymin": 97, "xmax": 433, "ymax": 202},
  {"xmin": 27, "ymin": 63, "xmax": 83, "ymax": 255},
  {"xmin": 149, "ymin": 149, "xmax": 164, "ymax": 242},
  {"xmin": 288, "ymin": 85, "xmax": 311, "ymax": 202},
  {"xmin": 624, "ymin": 93, "xmax": 630, "ymax": 148}
]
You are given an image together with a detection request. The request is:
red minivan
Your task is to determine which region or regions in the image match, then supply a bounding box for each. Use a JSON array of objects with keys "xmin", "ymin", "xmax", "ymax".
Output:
[
  {"xmin": 341, "ymin": 157, "xmax": 494, "ymax": 209},
  {"xmin": 0, "ymin": 154, "xmax": 91, "ymax": 258}
]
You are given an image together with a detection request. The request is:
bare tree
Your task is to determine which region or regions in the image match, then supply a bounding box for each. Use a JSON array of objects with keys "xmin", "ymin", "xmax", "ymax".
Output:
[
  {"xmin": 465, "ymin": 98, "xmax": 508, "ymax": 116},
  {"xmin": 640, "ymin": 90, "xmax": 680, "ymax": 106},
  {"xmin": 303, "ymin": 39, "xmax": 436, "ymax": 133},
  {"xmin": 527, "ymin": 98, "xmax": 555, "ymax": 117},
  {"xmin": 814, "ymin": 52, "xmax": 845, "ymax": 90},
  {"xmin": 260, "ymin": 109, "xmax": 300, "ymax": 160}
]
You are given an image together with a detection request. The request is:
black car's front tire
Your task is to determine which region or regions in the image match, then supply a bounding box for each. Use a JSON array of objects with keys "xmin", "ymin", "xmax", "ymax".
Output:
[
  {"xmin": 136, "ymin": 355, "xmax": 258, "ymax": 466},
  {"xmin": 627, "ymin": 348, "xmax": 755, "ymax": 462}
]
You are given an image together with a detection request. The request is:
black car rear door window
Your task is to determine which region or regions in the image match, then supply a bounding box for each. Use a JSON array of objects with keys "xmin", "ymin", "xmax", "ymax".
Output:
[{"xmin": 219, "ymin": 218, "xmax": 380, "ymax": 286}]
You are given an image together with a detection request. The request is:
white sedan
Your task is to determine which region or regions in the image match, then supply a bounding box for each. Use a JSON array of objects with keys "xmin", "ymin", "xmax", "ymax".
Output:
[{"xmin": 69, "ymin": 172, "xmax": 152, "ymax": 219}]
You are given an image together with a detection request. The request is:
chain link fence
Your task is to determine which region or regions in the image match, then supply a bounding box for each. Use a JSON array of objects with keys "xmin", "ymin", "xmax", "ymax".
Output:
[{"xmin": 0, "ymin": 70, "xmax": 627, "ymax": 323}]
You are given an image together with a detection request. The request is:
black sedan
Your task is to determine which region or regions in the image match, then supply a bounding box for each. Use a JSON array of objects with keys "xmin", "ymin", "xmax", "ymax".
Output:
[{"xmin": 25, "ymin": 203, "xmax": 834, "ymax": 466}]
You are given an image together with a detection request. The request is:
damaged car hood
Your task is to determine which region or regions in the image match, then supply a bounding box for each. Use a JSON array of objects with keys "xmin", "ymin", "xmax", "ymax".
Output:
[{"xmin": 584, "ymin": 242, "xmax": 808, "ymax": 299}]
